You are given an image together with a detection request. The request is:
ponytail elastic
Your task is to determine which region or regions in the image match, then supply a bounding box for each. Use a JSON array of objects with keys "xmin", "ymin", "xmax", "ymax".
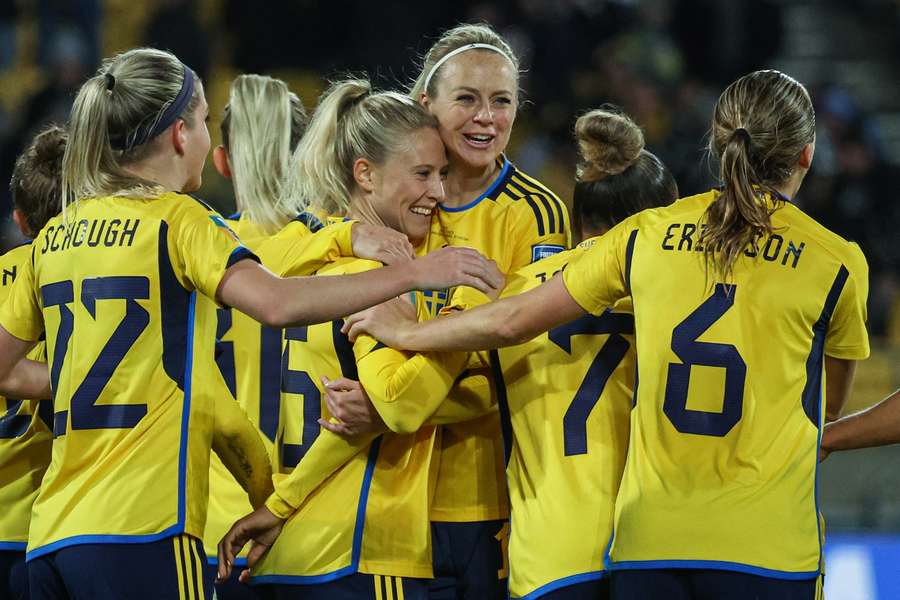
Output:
[{"xmin": 110, "ymin": 63, "xmax": 195, "ymax": 151}]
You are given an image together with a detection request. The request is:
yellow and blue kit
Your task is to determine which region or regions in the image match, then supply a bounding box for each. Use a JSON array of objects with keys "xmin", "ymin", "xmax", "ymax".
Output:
[
  {"xmin": 423, "ymin": 156, "xmax": 571, "ymax": 528},
  {"xmin": 202, "ymin": 211, "xmax": 357, "ymax": 570},
  {"xmin": 562, "ymin": 190, "xmax": 869, "ymax": 579},
  {"xmin": 448, "ymin": 237, "xmax": 633, "ymax": 599},
  {"xmin": 0, "ymin": 192, "xmax": 258, "ymax": 561}
]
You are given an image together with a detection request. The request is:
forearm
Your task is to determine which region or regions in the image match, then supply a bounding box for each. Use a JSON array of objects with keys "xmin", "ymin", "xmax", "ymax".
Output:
[
  {"xmin": 824, "ymin": 356, "xmax": 857, "ymax": 421},
  {"xmin": 265, "ymin": 431, "xmax": 376, "ymax": 519},
  {"xmin": 212, "ymin": 396, "xmax": 274, "ymax": 508},
  {"xmin": 361, "ymin": 350, "xmax": 471, "ymax": 434},
  {"xmin": 824, "ymin": 389, "xmax": 900, "ymax": 451},
  {"xmin": 0, "ymin": 358, "xmax": 50, "ymax": 400},
  {"xmin": 428, "ymin": 367, "xmax": 496, "ymax": 425}
]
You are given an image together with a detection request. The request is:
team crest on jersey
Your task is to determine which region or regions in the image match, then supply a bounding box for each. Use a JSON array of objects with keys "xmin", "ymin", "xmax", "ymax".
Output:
[
  {"xmin": 531, "ymin": 244, "xmax": 565, "ymax": 263},
  {"xmin": 420, "ymin": 288, "xmax": 450, "ymax": 317},
  {"xmin": 210, "ymin": 215, "xmax": 241, "ymax": 242}
]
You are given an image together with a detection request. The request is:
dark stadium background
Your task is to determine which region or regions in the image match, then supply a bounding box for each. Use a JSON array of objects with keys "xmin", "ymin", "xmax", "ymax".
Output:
[{"xmin": 0, "ymin": 0, "xmax": 897, "ymax": 596}]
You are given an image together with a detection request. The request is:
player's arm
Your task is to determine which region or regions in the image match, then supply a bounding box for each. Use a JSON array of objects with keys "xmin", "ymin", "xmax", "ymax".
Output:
[
  {"xmin": 822, "ymin": 388, "xmax": 900, "ymax": 455},
  {"xmin": 218, "ymin": 430, "xmax": 375, "ymax": 580},
  {"xmin": 0, "ymin": 327, "xmax": 49, "ymax": 400},
  {"xmin": 212, "ymin": 394, "xmax": 274, "ymax": 509},
  {"xmin": 322, "ymin": 343, "xmax": 490, "ymax": 436},
  {"xmin": 217, "ymin": 246, "xmax": 503, "ymax": 329},
  {"xmin": 824, "ymin": 356, "xmax": 857, "ymax": 422},
  {"xmin": 257, "ymin": 221, "xmax": 415, "ymax": 276},
  {"xmin": 344, "ymin": 274, "xmax": 586, "ymax": 352}
]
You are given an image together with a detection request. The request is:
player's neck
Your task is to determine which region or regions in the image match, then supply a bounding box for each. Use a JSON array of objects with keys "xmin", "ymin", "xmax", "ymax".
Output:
[
  {"xmin": 348, "ymin": 194, "xmax": 387, "ymax": 229},
  {"xmin": 773, "ymin": 168, "xmax": 807, "ymax": 202},
  {"xmin": 442, "ymin": 160, "xmax": 499, "ymax": 208},
  {"xmin": 124, "ymin": 157, "xmax": 186, "ymax": 193}
]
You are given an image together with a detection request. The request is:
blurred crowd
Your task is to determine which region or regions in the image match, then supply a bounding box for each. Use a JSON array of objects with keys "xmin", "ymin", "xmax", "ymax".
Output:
[{"xmin": 0, "ymin": 0, "xmax": 898, "ymax": 340}]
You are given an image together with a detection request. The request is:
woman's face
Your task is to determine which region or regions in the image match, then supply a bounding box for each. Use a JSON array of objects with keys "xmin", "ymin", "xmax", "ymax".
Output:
[
  {"xmin": 423, "ymin": 51, "xmax": 517, "ymax": 173},
  {"xmin": 368, "ymin": 127, "xmax": 448, "ymax": 247},
  {"xmin": 180, "ymin": 83, "xmax": 211, "ymax": 192}
]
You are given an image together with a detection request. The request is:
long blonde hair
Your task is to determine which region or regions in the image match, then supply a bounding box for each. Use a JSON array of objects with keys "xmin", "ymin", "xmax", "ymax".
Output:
[
  {"xmin": 220, "ymin": 74, "xmax": 308, "ymax": 233},
  {"xmin": 410, "ymin": 23, "xmax": 519, "ymax": 100},
  {"xmin": 703, "ymin": 70, "xmax": 815, "ymax": 279},
  {"xmin": 288, "ymin": 79, "xmax": 437, "ymax": 216},
  {"xmin": 61, "ymin": 47, "xmax": 202, "ymax": 219}
]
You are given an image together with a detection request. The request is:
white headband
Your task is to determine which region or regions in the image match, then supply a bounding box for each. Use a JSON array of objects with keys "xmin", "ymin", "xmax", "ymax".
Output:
[{"xmin": 422, "ymin": 43, "xmax": 513, "ymax": 95}]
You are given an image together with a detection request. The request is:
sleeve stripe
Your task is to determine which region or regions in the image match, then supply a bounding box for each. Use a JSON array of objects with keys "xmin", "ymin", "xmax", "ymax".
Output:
[
  {"xmin": 511, "ymin": 174, "xmax": 568, "ymax": 235},
  {"xmin": 624, "ymin": 229, "xmax": 638, "ymax": 294},
  {"xmin": 536, "ymin": 195, "xmax": 557, "ymax": 234},
  {"xmin": 505, "ymin": 178, "xmax": 549, "ymax": 236}
]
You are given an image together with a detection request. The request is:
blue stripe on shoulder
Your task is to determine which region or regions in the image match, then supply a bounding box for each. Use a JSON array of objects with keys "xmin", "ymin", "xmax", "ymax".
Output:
[{"xmin": 293, "ymin": 211, "xmax": 325, "ymax": 233}]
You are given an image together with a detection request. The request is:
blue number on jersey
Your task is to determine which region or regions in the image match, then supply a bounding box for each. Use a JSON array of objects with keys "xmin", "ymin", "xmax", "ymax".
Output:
[
  {"xmin": 549, "ymin": 310, "xmax": 634, "ymax": 456},
  {"xmin": 280, "ymin": 326, "xmax": 321, "ymax": 470},
  {"xmin": 41, "ymin": 277, "xmax": 151, "ymax": 433},
  {"xmin": 663, "ymin": 284, "xmax": 747, "ymax": 437}
]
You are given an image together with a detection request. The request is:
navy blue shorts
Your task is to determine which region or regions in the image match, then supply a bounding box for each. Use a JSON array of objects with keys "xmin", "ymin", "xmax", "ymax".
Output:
[
  {"xmin": 611, "ymin": 569, "xmax": 818, "ymax": 600},
  {"xmin": 429, "ymin": 520, "xmax": 507, "ymax": 600},
  {"xmin": 0, "ymin": 549, "xmax": 28, "ymax": 600},
  {"xmin": 268, "ymin": 573, "xmax": 427, "ymax": 599},
  {"xmin": 28, "ymin": 534, "xmax": 212, "ymax": 600},
  {"xmin": 537, "ymin": 577, "xmax": 610, "ymax": 599},
  {"xmin": 204, "ymin": 559, "xmax": 272, "ymax": 600}
]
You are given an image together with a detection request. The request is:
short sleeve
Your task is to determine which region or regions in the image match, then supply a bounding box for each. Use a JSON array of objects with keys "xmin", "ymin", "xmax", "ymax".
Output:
[
  {"xmin": 824, "ymin": 244, "xmax": 870, "ymax": 360},
  {"xmin": 258, "ymin": 221, "xmax": 355, "ymax": 277},
  {"xmin": 174, "ymin": 211, "xmax": 259, "ymax": 300},
  {"xmin": 0, "ymin": 251, "xmax": 43, "ymax": 342},
  {"xmin": 509, "ymin": 197, "xmax": 571, "ymax": 271},
  {"xmin": 562, "ymin": 219, "xmax": 633, "ymax": 316}
]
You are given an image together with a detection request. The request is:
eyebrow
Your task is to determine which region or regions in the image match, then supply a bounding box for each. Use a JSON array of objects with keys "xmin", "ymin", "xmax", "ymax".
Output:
[{"xmin": 450, "ymin": 85, "xmax": 514, "ymax": 97}]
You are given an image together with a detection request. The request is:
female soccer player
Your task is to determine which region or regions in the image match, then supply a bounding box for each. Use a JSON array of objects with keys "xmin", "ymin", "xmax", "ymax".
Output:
[
  {"xmin": 347, "ymin": 70, "xmax": 868, "ymax": 600},
  {"xmin": 0, "ymin": 47, "xmax": 502, "ymax": 600},
  {"xmin": 410, "ymin": 23, "xmax": 572, "ymax": 599},
  {"xmin": 0, "ymin": 125, "xmax": 65, "ymax": 600},
  {"xmin": 221, "ymin": 77, "xmax": 501, "ymax": 600}
]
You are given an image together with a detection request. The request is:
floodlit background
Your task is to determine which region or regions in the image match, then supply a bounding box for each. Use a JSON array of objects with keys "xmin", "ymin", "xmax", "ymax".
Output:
[{"xmin": 0, "ymin": 1, "xmax": 897, "ymax": 596}]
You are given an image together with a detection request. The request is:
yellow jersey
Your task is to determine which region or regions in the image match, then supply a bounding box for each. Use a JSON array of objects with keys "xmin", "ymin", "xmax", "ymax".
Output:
[
  {"xmin": 424, "ymin": 157, "xmax": 572, "ymax": 523},
  {"xmin": 202, "ymin": 212, "xmax": 356, "ymax": 563},
  {"xmin": 0, "ymin": 192, "xmax": 257, "ymax": 559},
  {"xmin": 0, "ymin": 243, "xmax": 52, "ymax": 551},
  {"xmin": 254, "ymin": 258, "xmax": 440, "ymax": 582},
  {"xmin": 562, "ymin": 190, "xmax": 870, "ymax": 578},
  {"xmin": 449, "ymin": 238, "xmax": 634, "ymax": 598}
]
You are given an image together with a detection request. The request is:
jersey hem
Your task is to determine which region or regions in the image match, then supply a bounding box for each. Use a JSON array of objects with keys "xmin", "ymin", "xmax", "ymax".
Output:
[
  {"xmin": 207, "ymin": 555, "xmax": 248, "ymax": 568},
  {"xmin": 0, "ymin": 541, "xmax": 26, "ymax": 551},
  {"xmin": 609, "ymin": 559, "xmax": 819, "ymax": 580},
  {"xmin": 358, "ymin": 559, "xmax": 433, "ymax": 580},
  {"xmin": 513, "ymin": 570, "xmax": 605, "ymax": 599},
  {"xmin": 429, "ymin": 508, "xmax": 509, "ymax": 522},
  {"xmin": 250, "ymin": 565, "xmax": 357, "ymax": 586},
  {"xmin": 25, "ymin": 524, "xmax": 185, "ymax": 561}
]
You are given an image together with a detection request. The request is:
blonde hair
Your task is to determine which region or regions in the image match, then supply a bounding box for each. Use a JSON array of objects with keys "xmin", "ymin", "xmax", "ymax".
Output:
[
  {"xmin": 220, "ymin": 74, "xmax": 309, "ymax": 233},
  {"xmin": 289, "ymin": 79, "xmax": 438, "ymax": 216},
  {"xmin": 61, "ymin": 47, "xmax": 202, "ymax": 219},
  {"xmin": 410, "ymin": 23, "xmax": 519, "ymax": 100},
  {"xmin": 703, "ymin": 70, "xmax": 815, "ymax": 280},
  {"xmin": 573, "ymin": 107, "xmax": 677, "ymax": 233}
]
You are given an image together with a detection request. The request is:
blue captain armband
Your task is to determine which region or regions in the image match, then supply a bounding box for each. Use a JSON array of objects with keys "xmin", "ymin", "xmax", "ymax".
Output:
[{"xmin": 532, "ymin": 244, "xmax": 565, "ymax": 263}]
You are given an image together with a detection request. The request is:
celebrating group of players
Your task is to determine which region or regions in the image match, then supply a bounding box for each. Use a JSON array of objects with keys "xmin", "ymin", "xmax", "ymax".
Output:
[{"xmin": 0, "ymin": 20, "xmax": 891, "ymax": 600}]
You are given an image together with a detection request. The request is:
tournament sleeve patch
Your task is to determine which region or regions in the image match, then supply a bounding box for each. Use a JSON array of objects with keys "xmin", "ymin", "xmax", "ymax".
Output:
[{"xmin": 531, "ymin": 244, "xmax": 565, "ymax": 263}]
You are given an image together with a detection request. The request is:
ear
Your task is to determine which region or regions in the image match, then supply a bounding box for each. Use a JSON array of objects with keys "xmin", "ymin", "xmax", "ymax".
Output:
[
  {"xmin": 353, "ymin": 157, "xmax": 376, "ymax": 193},
  {"xmin": 12, "ymin": 209, "xmax": 31, "ymax": 238},
  {"xmin": 798, "ymin": 142, "xmax": 814, "ymax": 169},
  {"xmin": 171, "ymin": 119, "xmax": 188, "ymax": 156},
  {"xmin": 419, "ymin": 92, "xmax": 430, "ymax": 110},
  {"xmin": 213, "ymin": 145, "xmax": 232, "ymax": 179}
]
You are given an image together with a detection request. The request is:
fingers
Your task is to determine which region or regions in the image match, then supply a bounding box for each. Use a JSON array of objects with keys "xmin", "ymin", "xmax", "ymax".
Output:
[
  {"xmin": 318, "ymin": 417, "xmax": 354, "ymax": 436},
  {"xmin": 341, "ymin": 312, "xmax": 365, "ymax": 337},
  {"xmin": 238, "ymin": 568, "xmax": 251, "ymax": 584}
]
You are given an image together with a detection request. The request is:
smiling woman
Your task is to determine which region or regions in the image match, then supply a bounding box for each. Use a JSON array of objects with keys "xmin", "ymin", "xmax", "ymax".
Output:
[{"xmin": 407, "ymin": 24, "xmax": 573, "ymax": 600}]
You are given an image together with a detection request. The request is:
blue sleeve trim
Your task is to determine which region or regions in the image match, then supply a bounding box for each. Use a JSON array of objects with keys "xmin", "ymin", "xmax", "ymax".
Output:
[
  {"xmin": 516, "ymin": 571, "xmax": 605, "ymax": 599},
  {"xmin": 609, "ymin": 559, "xmax": 819, "ymax": 581},
  {"xmin": 439, "ymin": 158, "xmax": 511, "ymax": 213},
  {"xmin": 26, "ymin": 525, "xmax": 184, "ymax": 561},
  {"xmin": 226, "ymin": 246, "xmax": 260, "ymax": 269}
]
